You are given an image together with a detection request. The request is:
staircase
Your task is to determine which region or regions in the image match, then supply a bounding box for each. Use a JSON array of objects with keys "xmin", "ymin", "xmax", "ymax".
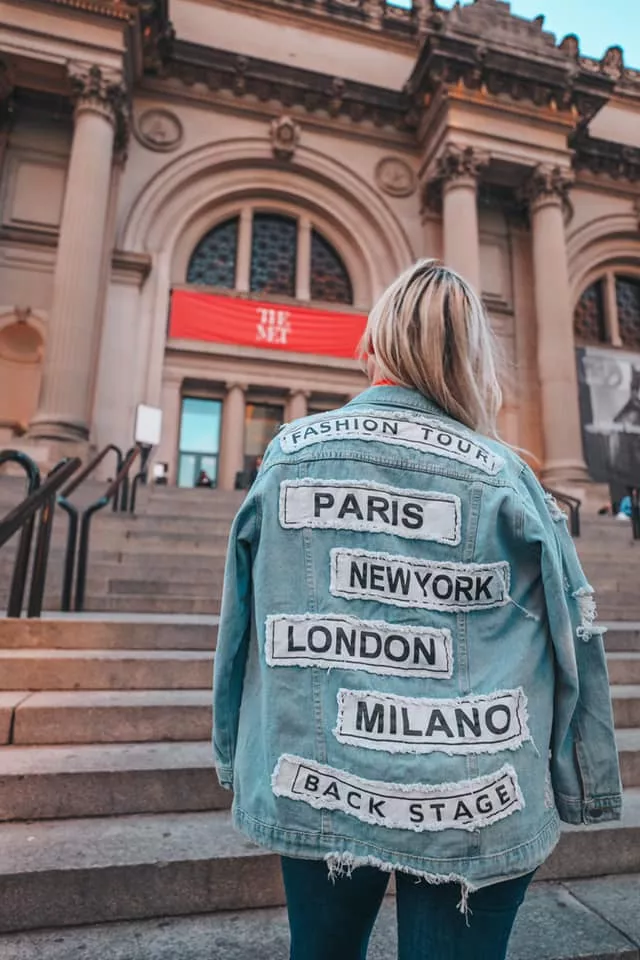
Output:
[{"xmin": 0, "ymin": 482, "xmax": 639, "ymax": 958}]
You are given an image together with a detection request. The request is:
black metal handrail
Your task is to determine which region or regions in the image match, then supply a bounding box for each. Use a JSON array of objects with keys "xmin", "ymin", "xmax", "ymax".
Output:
[
  {"xmin": 57, "ymin": 444, "xmax": 124, "ymax": 612},
  {"xmin": 0, "ymin": 453, "xmax": 81, "ymax": 617},
  {"xmin": 629, "ymin": 487, "xmax": 640, "ymax": 541},
  {"xmin": 543, "ymin": 486, "xmax": 581, "ymax": 537},
  {"xmin": 61, "ymin": 444, "xmax": 142, "ymax": 612}
]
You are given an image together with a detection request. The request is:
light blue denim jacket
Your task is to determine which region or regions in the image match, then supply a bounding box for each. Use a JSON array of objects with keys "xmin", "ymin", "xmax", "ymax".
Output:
[{"xmin": 213, "ymin": 386, "xmax": 622, "ymax": 892}]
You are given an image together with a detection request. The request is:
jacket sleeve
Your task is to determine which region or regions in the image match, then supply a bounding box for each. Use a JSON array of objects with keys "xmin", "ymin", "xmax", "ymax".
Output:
[
  {"xmin": 212, "ymin": 492, "xmax": 259, "ymax": 790},
  {"xmin": 520, "ymin": 468, "xmax": 622, "ymax": 825}
]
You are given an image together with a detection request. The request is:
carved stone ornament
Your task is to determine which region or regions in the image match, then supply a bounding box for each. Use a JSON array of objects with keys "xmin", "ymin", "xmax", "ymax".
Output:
[
  {"xmin": 436, "ymin": 144, "xmax": 489, "ymax": 184},
  {"xmin": 270, "ymin": 115, "xmax": 300, "ymax": 161},
  {"xmin": 68, "ymin": 63, "xmax": 129, "ymax": 154},
  {"xmin": 375, "ymin": 156, "xmax": 417, "ymax": 197},
  {"xmin": 134, "ymin": 109, "xmax": 183, "ymax": 152},
  {"xmin": 523, "ymin": 164, "xmax": 574, "ymax": 208},
  {"xmin": 600, "ymin": 45, "xmax": 624, "ymax": 81}
]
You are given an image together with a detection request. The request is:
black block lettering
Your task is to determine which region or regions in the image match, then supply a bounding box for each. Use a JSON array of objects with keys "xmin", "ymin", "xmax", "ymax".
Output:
[
  {"xmin": 432, "ymin": 575, "xmax": 453, "ymax": 600},
  {"xmin": 286, "ymin": 625, "xmax": 306, "ymax": 653},
  {"xmin": 454, "ymin": 800, "xmax": 473, "ymax": 820},
  {"xmin": 369, "ymin": 564, "xmax": 385, "ymax": 590},
  {"xmin": 336, "ymin": 627, "xmax": 356, "ymax": 658},
  {"xmin": 360, "ymin": 630, "xmax": 382, "ymax": 659},
  {"xmin": 425, "ymin": 709, "xmax": 454, "ymax": 739},
  {"xmin": 455, "ymin": 706, "xmax": 482, "ymax": 738},
  {"xmin": 338, "ymin": 493, "xmax": 364, "ymax": 520},
  {"xmin": 475, "ymin": 575, "xmax": 494, "ymax": 601},
  {"xmin": 350, "ymin": 560, "xmax": 368, "ymax": 589},
  {"xmin": 409, "ymin": 803, "xmax": 424, "ymax": 823},
  {"xmin": 368, "ymin": 796, "xmax": 386, "ymax": 818},
  {"xmin": 314, "ymin": 492, "xmax": 335, "ymax": 516},
  {"xmin": 367, "ymin": 496, "xmax": 390, "ymax": 523},
  {"xmin": 455, "ymin": 576, "xmax": 474, "ymax": 602},
  {"xmin": 485, "ymin": 704, "xmax": 512, "ymax": 736},
  {"xmin": 384, "ymin": 634, "xmax": 410, "ymax": 663},
  {"xmin": 308, "ymin": 626, "xmax": 332, "ymax": 654},
  {"xmin": 304, "ymin": 774, "xmax": 319, "ymax": 792},
  {"xmin": 402, "ymin": 502, "xmax": 424, "ymax": 529},
  {"xmin": 401, "ymin": 707, "xmax": 422, "ymax": 737},
  {"xmin": 413, "ymin": 635, "xmax": 436, "ymax": 665},
  {"xmin": 495, "ymin": 783, "xmax": 511, "ymax": 805},
  {"xmin": 356, "ymin": 700, "xmax": 385, "ymax": 734}
]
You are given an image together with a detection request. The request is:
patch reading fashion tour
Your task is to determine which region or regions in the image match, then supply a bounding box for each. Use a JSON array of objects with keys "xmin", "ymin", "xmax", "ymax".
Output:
[
  {"xmin": 330, "ymin": 548, "xmax": 510, "ymax": 611},
  {"xmin": 265, "ymin": 614, "xmax": 453, "ymax": 678},
  {"xmin": 279, "ymin": 412, "xmax": 504, "ymax": 476},
  {"xmin": 272, "ymin": 755, "xmax": 524, "ymax": 833},
  {"xmin": 334, "ymin": 688, "xmax": 530, "ymax": 755},
  {"xmin": 279, "ymin": 480, "xmax": 461, "ymax": 544}
]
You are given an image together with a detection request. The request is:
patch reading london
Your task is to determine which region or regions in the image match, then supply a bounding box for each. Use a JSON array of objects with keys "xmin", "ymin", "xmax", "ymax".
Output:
[
  {"xmin": 265, "ymin": 614, "xmax": 453, "ymax": 678},
  {"xmin": 279, "ymin": 480, "xmax": 461, "ymax": 544},
  {"xmin": 279, "ymin": 411, "xmax": 504, "ymax": 476},
  {"xmin": 331, "ymin": 548, "xmax": 510, "ymax": 611},
  {"xmin": 272, "ymin": 755, "xmax": 524, "ymax": 832},
  {"xmin": 334, "ymin": 688, "xmax": 530, "ymax": 755}
]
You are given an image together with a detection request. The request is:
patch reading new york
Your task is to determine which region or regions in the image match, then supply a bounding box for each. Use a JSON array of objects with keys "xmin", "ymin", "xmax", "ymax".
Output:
[
  {"xmin": 331, "ymin": 548, "xmax": 510, "ymax": 611},
  {"xmin": 272, "ymin": 754, "xmax": 524, "ymax": 833},
  {"xmin": 335, "ymin": 688, "xmax": 530, "ymax": 754},
  {"xmin": 266, "ymin": 614, "xmax": 453, "ymax": 678},
  {"xmin": 279, "ymin": 412, "xmax": 503, "ymax": 475},
  {"xmin": 279, "ymin": 480, "xmax": 461, "ymax": 544}
]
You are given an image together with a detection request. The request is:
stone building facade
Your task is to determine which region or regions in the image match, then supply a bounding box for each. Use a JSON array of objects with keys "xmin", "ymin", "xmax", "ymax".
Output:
[{"xmin": 1, "ymin": 0, "xmax": 639, "ymax": 490}]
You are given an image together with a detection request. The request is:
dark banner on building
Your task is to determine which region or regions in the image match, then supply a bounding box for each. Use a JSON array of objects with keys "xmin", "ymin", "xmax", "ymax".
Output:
[
  {"xmin": 576, "ymin": 345, "xmax": 640, "ymax": 488},
  {"xmin": 169, "ymin": 289, "xmax": 368, "ymax": 359}
]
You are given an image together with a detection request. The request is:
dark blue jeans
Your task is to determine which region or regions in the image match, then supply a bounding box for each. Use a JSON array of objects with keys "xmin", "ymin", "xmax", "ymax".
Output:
[{"xmin": 281, "ymin": 856, "xmax": 534, "ymax": 960}]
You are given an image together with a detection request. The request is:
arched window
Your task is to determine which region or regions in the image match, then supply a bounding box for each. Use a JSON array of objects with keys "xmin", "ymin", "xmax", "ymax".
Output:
[
  {"xmin": 310, "ymin": 229, "xmax": 353, "ymax": 304},
  {"xmin": 187, "ymin": 217, "xmax": 238, "ymax": 289},
  {"xmin": 574, "ymin": 273, "xmax": 640, "ymax": 350},
  {"xmin": 574, "ymin": 280, "xmax": 606, "ymax": 344},
  {"xmin": 250, "ymin": 213, "xmax": 297, "ymax": 297},
  {"xmin": 186, "ymin": 209, "xmax": 353, "ymax": 305}
]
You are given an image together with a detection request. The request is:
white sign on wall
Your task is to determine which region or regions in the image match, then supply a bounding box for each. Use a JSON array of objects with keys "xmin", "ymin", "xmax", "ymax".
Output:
[{"xmin": 135, "ymin": 404, "xmax": 163, "ymax": 447}]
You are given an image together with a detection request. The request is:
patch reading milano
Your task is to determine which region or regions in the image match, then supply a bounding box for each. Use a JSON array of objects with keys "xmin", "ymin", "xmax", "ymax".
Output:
[
  {"xmin": 265, "ymin": 614, "xmax": 453, "ymax": 678},
  {"xmin": 331, "ymin": 548, "xmax": 510, "ymax": 612},
  {"xmin": 335, "ymin": 688, "xmax": 530, "ymax": 755},
  {"xmin": 279, "ymin": 412, "xmax": 503, "ymax": 476},
  {"xmin": 279, "ymin": 480, "xmax": 461, "ymax": 544},
  {"xmin": 272, "ymin": 754, "xmax": 524, "ymax": 833}
]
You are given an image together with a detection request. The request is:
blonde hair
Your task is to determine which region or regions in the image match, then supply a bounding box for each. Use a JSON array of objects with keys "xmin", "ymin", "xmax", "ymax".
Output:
[{"xmin": 361, "ymin": 259, "xmax": 504, "ymax": 437}]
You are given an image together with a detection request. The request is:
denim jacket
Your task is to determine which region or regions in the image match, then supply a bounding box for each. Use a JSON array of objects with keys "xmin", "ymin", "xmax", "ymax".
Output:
[{"xmin": 213, "ymin": 386, "xmax": 622, "ymax": 892}]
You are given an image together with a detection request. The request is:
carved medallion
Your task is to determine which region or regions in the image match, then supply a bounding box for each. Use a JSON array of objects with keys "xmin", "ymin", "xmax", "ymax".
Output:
[
  {"xmin": 375, "ymin": 157, "xmax": 417, "ymax": 197},
  {"xmin": 134, "ymin": 109, "xmax": 183, "ymax": 152},
  {"xmin": 270, "ymin": 115, "xmax": 301, "ymax": 161}
]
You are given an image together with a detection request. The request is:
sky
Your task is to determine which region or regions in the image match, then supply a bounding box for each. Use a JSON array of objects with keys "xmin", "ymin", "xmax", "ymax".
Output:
[{"xmin": 431, "ymin": 1, "xmax": 640, "ymax": 68}]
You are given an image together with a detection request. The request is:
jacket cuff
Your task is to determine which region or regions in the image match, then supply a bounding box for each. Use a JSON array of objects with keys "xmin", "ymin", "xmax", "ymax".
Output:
[
  {"xmin": 215, "ymin": 764, "xmax": 234, "ymax": 791},
  {"xmin": 556, "ymin": 793, "xmax": 623, "ymax": 825}
]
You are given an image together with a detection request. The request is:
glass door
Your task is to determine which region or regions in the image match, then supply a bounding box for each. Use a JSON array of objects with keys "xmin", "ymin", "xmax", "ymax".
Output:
[
  {"xmin": 178, "ymin": 397, "xmax": 222, "ymax": 488},
  {"xmin": 244, "ymin": 402, "xmax": 284, "ymax": 475}
]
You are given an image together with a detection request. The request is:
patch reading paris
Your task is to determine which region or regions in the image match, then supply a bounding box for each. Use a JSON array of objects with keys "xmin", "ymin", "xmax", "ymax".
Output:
[
  {"xmin": 279, "ymin": 480, "xmax": 461, "ymax": 544},
  {"xmin": 331, "ymin": 548, "xmax": 510, "ymax": 612},
  {"xmin": 272, "ymin": 755, "xmax": 524, "ymax": 832},
  {"xmin": 279, "ymin": 411, "xmax": 504, "ymax": 476}
]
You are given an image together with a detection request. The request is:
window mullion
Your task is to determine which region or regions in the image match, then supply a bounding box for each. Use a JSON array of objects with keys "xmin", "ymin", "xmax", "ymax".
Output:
[
  {"xmin": 605, "ymin": 271, "xmax": 622, "ymax": 347},
  {"xmin": 236, "ymin": 206, "xmax": 253, "ymax": 293},
  {"xmin": 296, "ymin": 216, "xmax": 312, "ymax": 301}
]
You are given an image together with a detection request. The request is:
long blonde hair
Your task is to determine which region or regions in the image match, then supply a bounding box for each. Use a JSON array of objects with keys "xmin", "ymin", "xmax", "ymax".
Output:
[{"xmin": 361, "ymin": 260, "xmax": 503, "ymax": 437}]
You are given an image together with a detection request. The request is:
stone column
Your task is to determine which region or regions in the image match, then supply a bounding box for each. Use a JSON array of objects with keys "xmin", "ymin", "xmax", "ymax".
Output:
[
  {"xmin": 236, "ymin": 207, "xmax": 253, "ymax": 294},
  {"xmin": 437, "ymin": 144, "xmax": 488, "ymax": 291},
  {"xmin": 28, "ymin": 64, "xmax": 126, "ymax": 442},
  {"xmin": 526, "ymin": 165, "xmax": 587, "ymax": 484},
  {"xmin": 218, "ymin": 383, "xmax": 246, "ymax": 490},
  {"xmin": 287, "ymin": 389, "xmax": 309, "ymax": 422}
]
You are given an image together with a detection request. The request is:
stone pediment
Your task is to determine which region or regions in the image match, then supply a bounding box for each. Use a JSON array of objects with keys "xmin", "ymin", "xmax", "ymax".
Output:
[{"xmin": 443, "ymin": 0, "xmax": 562, "ymax": 60}]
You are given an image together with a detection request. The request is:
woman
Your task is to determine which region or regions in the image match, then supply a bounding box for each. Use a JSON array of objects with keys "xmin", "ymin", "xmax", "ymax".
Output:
[{"xmin": 213, "ymin": 260, "xmax": 621, "ymax": 960}]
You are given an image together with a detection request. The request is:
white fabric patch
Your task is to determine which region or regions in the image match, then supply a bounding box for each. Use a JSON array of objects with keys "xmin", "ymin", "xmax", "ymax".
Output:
[
  {"xmin": 265, "ymin": 614, "xmax": 453, "ymax": 678},
  {"xmin": 330, "ymin": 548, "xmax": 510, "ymax": 612},
  {"xmin": 272, "ymin": 754, "xmax": 524, "ymax": 833},
  {"xmin": 279, "ymin": 411, "xmax": 503, "ymax": 476},
  {"xmin": 334, "ymin": 687, "xmax": 530, "ymax": 755},
  {"xmin": 279, "ymin": 480, "xmax": 461, "ymax": 545}
]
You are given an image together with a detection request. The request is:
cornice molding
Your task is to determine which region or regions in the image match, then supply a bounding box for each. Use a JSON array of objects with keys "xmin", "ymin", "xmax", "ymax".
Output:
[
  {"xmin": 572, "ymin": 132, "xmax": 640, "ymax": 185},
  {"xmin": 163, "ymin": 40, "xmax": 416, "ymax": 134}
]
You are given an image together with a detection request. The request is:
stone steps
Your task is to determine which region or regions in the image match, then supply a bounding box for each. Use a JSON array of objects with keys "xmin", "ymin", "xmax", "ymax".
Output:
[
  {"xmin": 2, "ymin": 731, "xmax": 638, "ymax": 825},
  {"xmin": 0, "ymin": 795, "xmax": 639, "ymax": 936},
  {"xmin": 606, "ymin": 653, "xmax": 640, "ymax": 684},
  {"xmin": 0, "ymin": 618, "xmax": 219, "ymax": 650},
  {"xmin": 0, "ymin": 649, "xmax": 215, "ymax": 690},
  {"xmin": 1, "ymin": 876, "xmax": 638, "ymax": 960},
  {"xmin": 8, "ymin": 690, "xmax": 212, "ymax": 745},
  {"xmin": 611, "ymin": 686, "xmax": 640, "ymax": 727},
  {"xmin": 0, "ymin": 741, "xmax": 228, "ymax": 821}
]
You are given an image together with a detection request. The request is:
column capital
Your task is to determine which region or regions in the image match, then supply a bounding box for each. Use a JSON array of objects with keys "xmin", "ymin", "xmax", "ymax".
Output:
[
  {"xmin": 225, "ymin": 380, "xmax": 248, "ymax": 393},
  {"xmin": 288, "ymin": 388, "xmax": 311, "ymax": 399},
  {"xmin": 68, "ymin": 63, "xmax": 129, "ymax": 154},
  {"xmin": 522, "ymin": 164, "xmax": 574, "ymax": 212},
  {"xmin": 437, "ymin": 144, "xmax": 489, "ymax": 188}
]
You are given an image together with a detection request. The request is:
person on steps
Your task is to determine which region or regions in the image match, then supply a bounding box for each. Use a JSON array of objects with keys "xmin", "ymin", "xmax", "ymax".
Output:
[{"xmin": 213, "ymin": 259, "xmax": 622, "ymax": 960}]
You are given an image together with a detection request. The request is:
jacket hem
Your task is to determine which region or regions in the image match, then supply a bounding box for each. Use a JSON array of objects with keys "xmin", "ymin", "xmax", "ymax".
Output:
[{"xmin": 232, "ymin": 804, "xmax": 561, "ymax": 890}]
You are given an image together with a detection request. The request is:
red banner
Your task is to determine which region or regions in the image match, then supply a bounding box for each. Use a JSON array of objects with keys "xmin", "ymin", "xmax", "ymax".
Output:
[{"xmin": 169, "ymin": 290, "xmax": 367, "ymax": 359}]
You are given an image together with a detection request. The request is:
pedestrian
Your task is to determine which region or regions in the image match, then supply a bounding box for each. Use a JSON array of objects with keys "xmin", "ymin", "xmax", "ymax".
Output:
[
  {"xmin": 195, "ymin": 469, "xmax": 212, "ymax": 488},
  {"xmin": 213, "ymin": 259, "xmax": 621, "ymax": 960}
]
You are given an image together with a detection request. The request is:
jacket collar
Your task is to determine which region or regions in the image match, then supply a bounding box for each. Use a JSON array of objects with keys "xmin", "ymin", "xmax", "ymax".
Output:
[{"xmin": 347, "ymin": 385, "xmax": 450, "ymax": 421}]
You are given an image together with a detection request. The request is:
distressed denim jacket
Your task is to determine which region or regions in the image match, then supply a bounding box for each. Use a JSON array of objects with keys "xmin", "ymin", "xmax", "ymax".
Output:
[{"xmin": 213, "ymin": 386, "xmax": 622, "ymax": 893}]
